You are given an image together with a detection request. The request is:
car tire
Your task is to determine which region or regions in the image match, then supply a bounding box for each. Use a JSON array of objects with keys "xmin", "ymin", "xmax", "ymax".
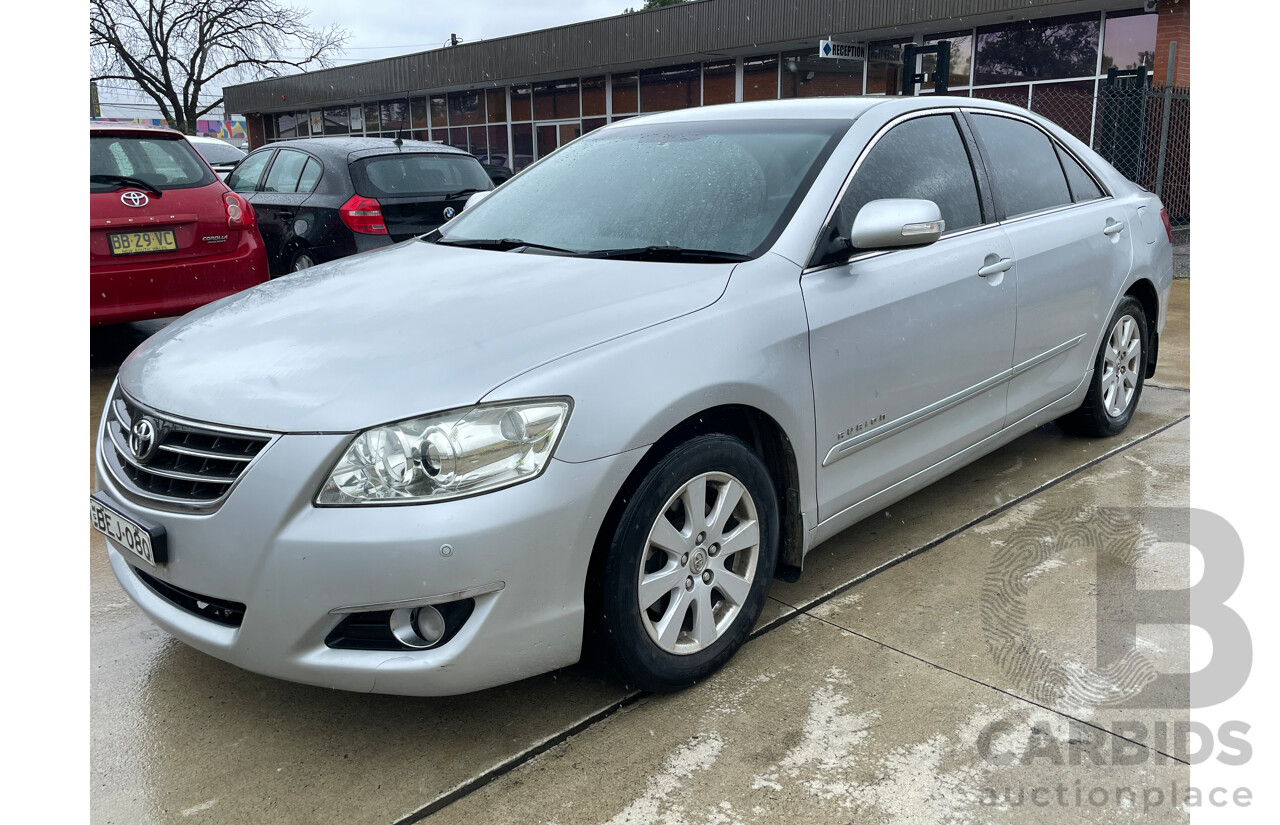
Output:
[
  {"xmin": 1056, "ymin": 295, "xmax": 1149, "ymax": 438},
  {"xmin": 290, "ymin": 250, "xmax": 318, "ymax": 273},
  {"xmin": 600, "ymin": 434, "xmax": 779, "ymax": 693}
]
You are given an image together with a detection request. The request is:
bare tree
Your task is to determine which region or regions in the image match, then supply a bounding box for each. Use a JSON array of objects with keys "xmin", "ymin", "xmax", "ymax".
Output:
[{"xmin": 90, "ymin": 0, "xmax": 347, "ymax": 134}]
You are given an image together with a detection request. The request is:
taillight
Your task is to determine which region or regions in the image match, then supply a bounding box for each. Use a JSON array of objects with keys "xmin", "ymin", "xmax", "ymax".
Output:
[
  {"xmin": 224, "ymin": 192, "xmax": 255, "ymax": 230},
  {"xmin": 340, "ymin": 195, "xmax": 387, "ymax": 235},
  {"xmin": 1159, "ymin": 207, "xmax": 1173, "ymax": 244}
]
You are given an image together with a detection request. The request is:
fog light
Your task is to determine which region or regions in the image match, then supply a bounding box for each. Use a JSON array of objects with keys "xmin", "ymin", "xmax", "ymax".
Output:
[{"xmin": 389, "ymin": 604, "xmax": 447, "ymax": 648}]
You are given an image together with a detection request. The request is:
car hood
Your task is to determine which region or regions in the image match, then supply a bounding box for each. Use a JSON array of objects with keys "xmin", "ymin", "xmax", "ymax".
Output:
[{"xmin": 117, "ymin": 240, "xmax": 733, "ymax": 432}]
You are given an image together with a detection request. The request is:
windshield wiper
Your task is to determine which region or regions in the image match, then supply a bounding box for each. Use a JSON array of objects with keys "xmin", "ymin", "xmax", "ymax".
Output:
[
  {"xmin": 434, "ymin": 237, "xmax": 577, "ymax": 254},
  {"xmin": 90, "ymin": 174, "xmax": 162, "ymax": 197},
  {"xmin": 577, "ymin": 245, "xmax": 752, "ymax": 263},
  {"xmin": 442, "ymin": 188, "xmax": 483, "ymax": 200}
]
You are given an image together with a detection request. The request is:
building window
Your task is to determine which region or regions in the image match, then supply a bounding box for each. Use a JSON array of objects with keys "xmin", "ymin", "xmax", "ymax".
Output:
[
  {"xmin": 486, "ymin": 88, "xmax": 507, "ymax": 123},
  {"xmin": 1102, "ymin": 9, "xmax": 1158, "ymax": 74},
  {"xmin": 611, "ymin": 72, "xmax": 638, "ymax": 114},
  {"xmin": 742, "ymin": 54, "xmax": 778, "ymax": 101},
  {"xmin": 703, "ymin": 60, "xmax": 736, "ymax": 105},
  {"xmin": 323, "ymin": 106, "xmax": 350, "ymax": 135},
  {"xmin": 448, "ymin": 91, "xmax": 484, "ymax": 126},
  {"xmin": 781, "ymin": 48, "xmax": 861, "ymax": 99},
  {"xmin": 487, "ymin": 125, "xmax": 510, "ymax": 167},
  {"xmin": 867, "ymin": 40, "xmax": 910, "ymax": 95},
  {"xmin": 276, "ymin": 112, "xmax": 298, "ymax": 139},
  {"xmin": 511, "ymin": 123, "xmax": 534, "ymax": 170},
  {"xmin": 510, "ymin": 85, "xmax": 532, "ymax": 121},
  {"xmin": 363, "ymin": 102, "xmax": 380, "ymax": 134},
  {"xmin": 974, "ymin": 13, "xmax": 1101, "ymax": 85},
  {"xmin": 350, "ymin": 105, "xmax": 363, "ymax": 133},
  {"xmin": 581, "ymin": 76, "xmax": 607, "ymax": 116},
  {"xmin": 640, "ymin": 63, "xmax": 700, "ymax": 112},
  {"xmin": 922, "ymin": 31, "xmax": 974, "ymax": 90},
  {"xmin": 410, "ymin": 97, "xmax": 429, "ymax": 130},
  {"xmin": 430, "ymin": 95, "xmax": 448, "ymax": 129},
  {"xmin": 534, "ymin": 79, "xmax": 580, "ymax": 120},
  {"xmin": 381, "ymin": 99, "xmax": 410, "ymax": 132}
]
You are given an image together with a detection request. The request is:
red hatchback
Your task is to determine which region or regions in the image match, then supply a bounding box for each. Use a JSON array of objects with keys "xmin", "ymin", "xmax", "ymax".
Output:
[{"xmin": 90, "ymin": 123, "xmax": 268, "ymax": 325}]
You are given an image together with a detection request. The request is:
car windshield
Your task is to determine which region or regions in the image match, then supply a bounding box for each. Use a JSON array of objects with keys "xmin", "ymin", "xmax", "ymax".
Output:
[
  {"xmin": 353, "ymin": 153, "xmax": 493, "ymax": 198},
  {"xmin": 193, "ymin": 141, "xmax": 246, "ymax": 165},
  {"xmin": 436, "ymin": 119, "xmax": 849, "ymax": 259},
  {"xmin": 89, "ymin": 134, "xmax": 213, "ymax": 191}
]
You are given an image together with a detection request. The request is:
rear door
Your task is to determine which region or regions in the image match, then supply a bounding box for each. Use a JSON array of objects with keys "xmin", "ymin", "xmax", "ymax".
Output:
[
  {"xmin": 802, "ymin": 112, "xmax": 1017, "ymax": 523},
  {"xmin": 966, "ymin": 112, "xmax": 1134, "ymax": 423},
  {"xmin": 351, "ymin": 152, "xmax": 494, "ymax": 241},
  {"xmin": 249, "ymin": 149, "xmax": 320, "ymax": 272}
]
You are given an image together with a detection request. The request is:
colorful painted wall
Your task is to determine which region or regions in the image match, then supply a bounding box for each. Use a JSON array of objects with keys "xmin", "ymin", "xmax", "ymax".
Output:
[{"xmin": 91, "ymin": 117, "xmax": 248, "ymax": 140}]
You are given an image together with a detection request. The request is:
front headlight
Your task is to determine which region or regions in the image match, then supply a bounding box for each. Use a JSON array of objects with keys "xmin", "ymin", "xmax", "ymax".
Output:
[{"xmin": 316, "ymin": 398, "xmax": 571, "ymax": 505}]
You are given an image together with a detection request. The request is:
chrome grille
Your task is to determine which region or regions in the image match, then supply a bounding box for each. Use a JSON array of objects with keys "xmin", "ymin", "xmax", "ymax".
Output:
[{"xmin": 101, "ymin": 386, "xmax": 273, "ymax": 512}]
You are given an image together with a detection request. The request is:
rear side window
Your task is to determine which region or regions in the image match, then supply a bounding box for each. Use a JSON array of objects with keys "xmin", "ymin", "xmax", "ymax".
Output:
[
  {"xmin": 227, "ymin": 150, "xmax": 272, "ymax": 193},
  {"xmin": 971, "ymin": 114, "xmax": 1072, "ymax": 218},
  {"xmin": 89, "ymin": 134, "xmax": 214, "ymax": 191},
  {"xmin": 297, "ymin": 158, "xmax": 323, "ymax": 193},
  {"xmin": 353, "ymin": 153, "xmax": 492, "ymax": 198},
  {"xmin": 262, "ymin": 149, "xmax": 311, "ymax": 193},
  {"xmin": 1055, "ymin": 144, "xmax": 1104, "ymax": 203},
  {"xmin": 836, "ymin": 114, "xmax": 984, "ymax": 235}
]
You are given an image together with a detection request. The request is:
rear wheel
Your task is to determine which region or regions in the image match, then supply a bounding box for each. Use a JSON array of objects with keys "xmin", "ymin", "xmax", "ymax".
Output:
[
  {"xmin": 600, "ymin": 434, "xmax": 779, "ymax": 692},
  {"xmin": 1057, "ymin": 296, "xmax": 1148, "ymax": 437},
  {"xmin": 290, "ymin": 250, "xmax": 318, "ymax": 272}
]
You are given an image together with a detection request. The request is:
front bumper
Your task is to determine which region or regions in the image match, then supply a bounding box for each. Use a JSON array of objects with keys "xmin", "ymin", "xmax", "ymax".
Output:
[{"xmin": 96, "ymin": 424, "xmax": 643, "ymax": 695}]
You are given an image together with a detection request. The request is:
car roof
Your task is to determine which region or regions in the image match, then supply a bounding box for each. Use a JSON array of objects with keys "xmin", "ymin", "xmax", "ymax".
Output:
[
  {"xmin": 609, "ymin": 95, "xmax": 1053, "ymax": 127},
  {"xmin": 90, "ymin": 120, "xmax": 185, "ymax": 138},
  {"xmin": 186, "ymin": 134, "xmax": 239, "ymax": 146},
  {"xmin": 262, "ymin": 136, "xmax": 476, "ymax": 162}
]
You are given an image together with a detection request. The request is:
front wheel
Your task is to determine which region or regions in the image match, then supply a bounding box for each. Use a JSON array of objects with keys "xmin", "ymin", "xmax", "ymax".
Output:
[
  {"xmin": 600, "ymin": 434, "xmax": 779, "ymax": 693},
  {"xmin": 1057, "ymin": 296, "xmax": 1149, "ymax": 437}
]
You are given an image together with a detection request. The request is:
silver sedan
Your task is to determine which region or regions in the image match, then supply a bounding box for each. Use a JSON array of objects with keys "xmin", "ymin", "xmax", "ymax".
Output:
[{"xmin": 92, "ymin": 96, "xmax": 1174, "ymax": 695}]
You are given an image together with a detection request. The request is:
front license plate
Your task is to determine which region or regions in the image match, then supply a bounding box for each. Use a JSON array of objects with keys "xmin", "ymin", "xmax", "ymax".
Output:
[
  {"xmin": 90, "ymin": 492, "xmax": 168, "ymax": 566},
  {"xmin": 108, "ymin": 229, "xmax": 177, "ymax": 256}
]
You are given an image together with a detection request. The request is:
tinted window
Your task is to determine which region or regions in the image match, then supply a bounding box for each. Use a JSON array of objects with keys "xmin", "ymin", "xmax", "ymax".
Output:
[
  {"xmin": 971, "ymin": 114, "xmax": 1071, "ymax": 217},
  {"xmin": 353, "ymin": 154, "xmax": 492, "ymax": 198},
  {"xmin": 89, "ymin": 134, "xmax": 213, "ymax": 191},
  {"xmin": 1055, "ymin": 144, "xmax": 1103, "ymax": 202},
  {"xmin": 297, "ymin": 158, "xmax": 323, "ymax": 193},
  {"xmin": 263, "ymin": 149, "xmax": 310, "ymax": 193},
  {"xmin": 227, "ymin": 150, "xmax": 271, "ymax": 193},
  {"xmin": 837, "ymin": 114, "xmax": 983, "ymax": 235}
]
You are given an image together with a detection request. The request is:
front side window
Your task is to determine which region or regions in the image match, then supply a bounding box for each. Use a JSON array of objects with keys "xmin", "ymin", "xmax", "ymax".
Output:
[
  {"xmin": 836, "ymin": 114, "xmax": 984, "ymax": 235},
  {"xmin": 226, "ymin": 150, "xmax": 272, "ymax": 193},
  {"xmin": 262, "ymin": 149, "xmax": 310, "ymax": 193},
  {"xmin": 438, "ymin": 119, "xmax": 849, "ymax": 258},
  {"xmin": 971, "ymin": 114, "xmax": 1072, "ymax": 217}
]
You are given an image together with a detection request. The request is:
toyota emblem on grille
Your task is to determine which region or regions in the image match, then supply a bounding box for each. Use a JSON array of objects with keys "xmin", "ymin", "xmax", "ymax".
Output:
[
  {"xmin": 121, "ymin": 191, "xmax": 149, "ymax": 208},
  {"xmin": 129, "ymin": 418, "xmax": 158, "ymax": 462},
  {"xmin": 443, "ymin": 207, "xmax": 456, "ymax": 220}
]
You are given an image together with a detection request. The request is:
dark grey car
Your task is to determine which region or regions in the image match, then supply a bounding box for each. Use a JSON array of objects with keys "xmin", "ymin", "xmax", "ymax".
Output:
[{"xmin": 225, "ymin": 137, "xmax": 493, "ymax": 276}]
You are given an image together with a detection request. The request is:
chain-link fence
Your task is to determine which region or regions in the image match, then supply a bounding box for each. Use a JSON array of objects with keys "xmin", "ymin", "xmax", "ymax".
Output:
[{"xmin": 979, "ymin": 82, "xmax": 1191, "ymax": 228}]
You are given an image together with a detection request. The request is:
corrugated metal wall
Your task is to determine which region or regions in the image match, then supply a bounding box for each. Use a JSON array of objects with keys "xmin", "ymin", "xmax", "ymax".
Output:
[{"xmin": 225, "ymin": 0, "xmax": 1094, "ymax": 113}]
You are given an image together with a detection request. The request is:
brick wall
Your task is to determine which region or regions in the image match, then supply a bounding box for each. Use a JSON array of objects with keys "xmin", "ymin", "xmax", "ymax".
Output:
[{"xmin": 1152, "ymin": 0, "xmax": 1191, "ymax": 87}]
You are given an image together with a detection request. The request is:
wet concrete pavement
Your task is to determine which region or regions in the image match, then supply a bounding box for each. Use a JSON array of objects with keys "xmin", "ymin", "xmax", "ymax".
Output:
[{"xmin": 90, "ymin": 281, "xmax": 1192, "ymax": 824}]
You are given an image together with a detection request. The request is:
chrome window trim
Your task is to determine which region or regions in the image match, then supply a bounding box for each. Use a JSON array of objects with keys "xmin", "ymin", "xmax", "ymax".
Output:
[
  {"xmin": 821, "ymin": 334, "xmax": 1085, "ymax": 466},
  {"xmin": 960, "ymin": 107, "xmax": 1114, "ymax": 205},
  {"xmin": 100, "ymin": 383, "xmax": 279, "ymax": 515},
  {"xmin": 803, "ymin": 107, "xmax": 992, "ymax": 270}
]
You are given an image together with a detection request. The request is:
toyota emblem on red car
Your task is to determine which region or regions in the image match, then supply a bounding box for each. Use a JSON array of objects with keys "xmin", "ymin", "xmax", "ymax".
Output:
[{"xmin": 120, "ymin": 191, "xmax": 149, "ymax": 208}]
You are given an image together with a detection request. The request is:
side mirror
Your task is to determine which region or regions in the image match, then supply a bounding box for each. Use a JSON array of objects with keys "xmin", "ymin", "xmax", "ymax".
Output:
[
  {"xmin": 849, "ymin": 198, "xmax": 945, "ymax": 250},
  {"xmin": 464, "ymin": 190, "xmax": 493, "ymax": 210}
]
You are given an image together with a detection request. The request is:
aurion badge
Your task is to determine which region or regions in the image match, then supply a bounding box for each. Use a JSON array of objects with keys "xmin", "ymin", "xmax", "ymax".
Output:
[
  {"xmin": 129, "ymin": 418, "xmax": 158, "ymax": 462},
  {"xmin": 121, "ymin": 191, "xmax": 149, "ymax": 208}
]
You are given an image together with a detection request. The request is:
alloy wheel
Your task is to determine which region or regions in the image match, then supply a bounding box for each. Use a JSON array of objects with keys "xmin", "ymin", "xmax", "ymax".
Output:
[{"xmin": 1101, "ymin": 313, "xmax": 1142, "ymax": 417}]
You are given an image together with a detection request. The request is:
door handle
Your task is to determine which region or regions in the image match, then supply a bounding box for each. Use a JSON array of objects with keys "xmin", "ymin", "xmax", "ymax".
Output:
[
  {"xmin": 1103, "ymin": 220, "xmax": 1126, "ymax": 236},
  {"xmin": 978, "ymin": 257, "xmax": 1013, "ymax": 278}
]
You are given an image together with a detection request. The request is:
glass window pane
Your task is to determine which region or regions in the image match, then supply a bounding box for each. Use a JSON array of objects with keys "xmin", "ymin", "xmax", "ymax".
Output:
[
  {"xmin": 867, "ymin": 40, "xmax": 910, "ymax": 95},
  {"xmin": 349, "ymin": 105, "xmax": 363, "ymax": 133},
  {"xmin": 535, "ymin": 124, "xmax": 556, "ymax": 160},
  {"xmin": 276, "ymin": 112, "xmax": 298, "ymax": 139},
  {"xmin": 975, "ymin": 13, "xmax": 1100, "ymax": 85},
  {"xmin": 703, "ymin": 61, "xmax": 735, "ymax": 105},
  {"xmin": 381, "ymin": 99, "xmax": 409, "ymax": 132},
  {"xmin": 742, "ymin": 54, "xmax": 778, "ymax": 101},
  {"xmin": 410, "ymin": 97, "xmax": 429, "ymax": 130},
  {"xmin": 922, "ymin": 31, "xmax": 974, "ymax": 89},
  {"xmin": 263, "ymin": 149, "xmax": 308, "ymax": 193},
  {"xmin": 971, "ymin": 114, "xmax": 1072, "ymax": 217},
  {"xmin": 510, "ymin": 85, "xmax": 532, "ymax": 121},
  {"xmin": 1056, "ymin": 144, "xmax": 1103, "ymax": 202},
  {"xmin": 640, "ymin": 64, "xmax": 700, "ymax": 112},
  {"xmin": 582, "ymin": 117, "xmax": 607, "ymax": 134},
  {"xmin": 487, "ymin": 125, "xmax": 510, "ymax": 168},
  {"xmin": 486, "ymin": 88, "xmax": 507, "ymax": 123},
  {"xmin": 308, "ymin": 111, "xmax": 323, "ymax": 135},
  {"xmin": 430, "ymin": 95, "xmax": 448, "ymax": 128},
  {"xmin": 323, "ymin": 106, "xmax": 350, "ymax": 135},
  {"xmin": 264, "ymin": 116, "xmax": 276, "ymax": 140},
  {"xmin": 227, "ymin": 150, "xmax": 271, "ymax": 193},
  {"xmin": 581, "ymin": 76, "xmax": 607, "ymax": 116},
  {"xmin": 297, "ymin": 157, "xmax": 322, "ymax": 193},
  {"xmin": 363, "ymin": 103, "xmax": 380, "ymax": 133},
  {"xmin": 781, "ymin": 48, "xmax": 861, "ymax": 99},
  {"xmin": 611, "ymin": 72, "xmax": 638, "ymax": 113},
  {"xmin": 1028, "ymin": 80, "xmax": 1096, "ymax": 143},
  {"xmin": 534, "ymin": 79, "xmax": 580, "ymax": 120},
  {"xmin": 1102, "ymin": 10, "xmax": 1158, "ymax": 74},
  {"xmin": 469, "ymin": 125, "xmax": 488, "ymax": 162},
  {"xmin": 447, "ymin": 127, "xmax": 468, "ymax": 152},
  {"xmin": 448, "ymin": 91, "xmax": 484, "ymax": 127},
  {"xmin": 837, "ymin": 115, "xmax": 983, "ymax": 235},
  {"xmin": 511, "ymin": 123, "xmax": 534, "ymax": 170}
]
